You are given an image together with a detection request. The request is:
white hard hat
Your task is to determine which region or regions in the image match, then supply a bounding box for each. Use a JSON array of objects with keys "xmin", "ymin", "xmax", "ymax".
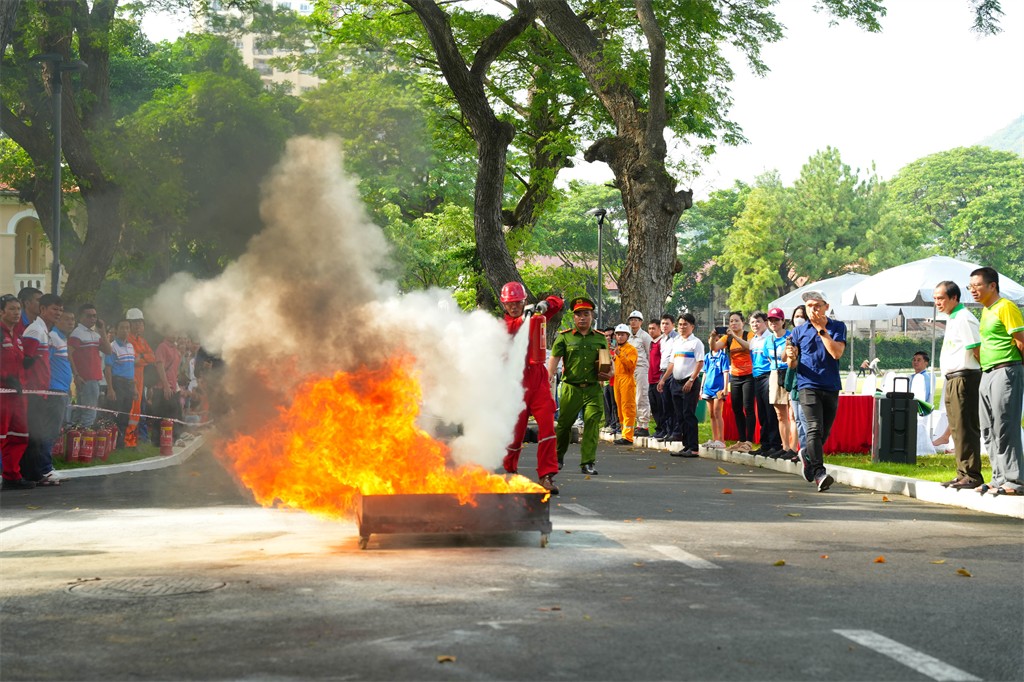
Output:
[
  {"xmin": 614, "ymin": 323, "xmax": 630, "ymax": 333},
  {"xmin": 125, "ymin": 307, "xmax": 144, "ymax": 320},
  {"xmin": 628, "ymin": 309, "xmax": 643, "ymax": 320}
]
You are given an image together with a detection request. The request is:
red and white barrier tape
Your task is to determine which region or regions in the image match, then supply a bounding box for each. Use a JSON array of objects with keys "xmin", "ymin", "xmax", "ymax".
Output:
[{"xmin": 0, "ymin": 387, "xmax": 214, "ymax": 427}]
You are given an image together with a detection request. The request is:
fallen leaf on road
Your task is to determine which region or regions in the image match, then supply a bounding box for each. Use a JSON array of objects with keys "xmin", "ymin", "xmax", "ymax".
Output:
[
  {"xmin": 717, "ymin": 467, "xmax": 730, "ymax": 475},
  {"xmin": 930, "ymin": 559, "xmax": 946, "ymax": 564},
  {"xmin": 26, "ymin": 505, "xmax": 40, "ymax": 510},
  {"xmin": 563, "ymin": 530, "xmax": 572, "ymax": 534},
  {"xmin": 633, "ymin": 562, "xmax": 645, "ymax": 567},
  {"xmin": 956, "ymin": 568, "xmax": 972, "ymax": 577},
  {"xmin": 437, "ymin": 655, "xmax": 456, "ymax": 663},
  {"xmin": 635, "ymin": 517, "xmax": 644, "ymax": 522},
  {"xmin": 773, "ymin": 560, "xmax": 786, "ymax": 566},
  {"xmin": 820, "ymin": 555, "xmax": 829, "ymax": 559},
  {"xmin": 786, "ymin": 513, "xmax": 801, "ymax": 517},
  {"xmin": 881, "ymin": 496, "xmax": 891, "ymax": 502},
  {"xmin": 873, "ymin": 556, "xmax": 886, "ymax": 563},
  {"xmin": 721, "ymin": 488, "xmax": 733, "ymax": 494},
  {"xmin": 648, "ymin": 465, "xmax": 657, "ymax": 469}
]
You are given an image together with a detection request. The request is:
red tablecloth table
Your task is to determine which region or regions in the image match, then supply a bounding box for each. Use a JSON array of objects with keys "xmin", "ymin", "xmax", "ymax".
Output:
[{"xmin": 721, "ymin": 393, "xmax": 873, "ymax": 454}]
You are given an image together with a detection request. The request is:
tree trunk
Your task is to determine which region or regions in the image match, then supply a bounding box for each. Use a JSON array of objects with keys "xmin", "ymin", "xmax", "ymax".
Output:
[
  {"xmin": 404, "ymin": 0, "xmax": 535, "ymax": 303},
  {"xmin": 535, "ymin": 1, "xmax": 693, "ymax": 321}
]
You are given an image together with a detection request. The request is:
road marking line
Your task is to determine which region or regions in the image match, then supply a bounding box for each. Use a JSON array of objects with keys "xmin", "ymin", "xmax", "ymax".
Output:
[
  {"xmin": 651, "ymin": 544, "xmax": 721, "ymax": 569},
  {"xmin": 834, "ymin": 629, "xmax": 981, "ymax": 681},
  {"xmin": 558, "ymin": 503, "xmax": 600, "ymax": 516}
]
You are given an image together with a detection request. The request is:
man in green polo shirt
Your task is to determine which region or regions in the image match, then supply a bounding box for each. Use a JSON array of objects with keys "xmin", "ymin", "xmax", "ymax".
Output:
[
  {"xmin": 969, "ymin": 266, "xmax": 1024, "ymax": 496},
  {"xmin": 548, "ymin": 297, "xmax": 612, "ymax": 475}
]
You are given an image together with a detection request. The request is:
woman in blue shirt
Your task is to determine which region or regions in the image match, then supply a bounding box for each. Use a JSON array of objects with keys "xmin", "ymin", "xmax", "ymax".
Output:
[
  {"xmin": 749, "ymin": 311, "xmax": 782, "ymax": 456},
  {"xmin": 700, "ymin": 330, "xmax": 730, "ymax": 449},
  {"xmin": 766, "ymin": 307, "xmax": 799, "ymax": 460}
]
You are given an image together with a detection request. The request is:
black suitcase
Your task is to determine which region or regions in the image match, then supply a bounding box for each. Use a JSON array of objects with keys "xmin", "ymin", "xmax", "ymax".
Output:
[{"xmin": 872, "ymin": 376, "xmax": 917, "ymax": 464}]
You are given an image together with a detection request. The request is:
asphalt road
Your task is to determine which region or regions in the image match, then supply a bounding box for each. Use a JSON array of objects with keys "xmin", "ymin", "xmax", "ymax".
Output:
[{"xmin": 2, "ymin": 441, "xmax": 1022, "ymax": 681}]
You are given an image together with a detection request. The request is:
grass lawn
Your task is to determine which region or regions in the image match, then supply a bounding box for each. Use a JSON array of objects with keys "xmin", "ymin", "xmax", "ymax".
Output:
[{"xmin": 694, "ymin": 416, "xmax": 988, "ymax": 484}]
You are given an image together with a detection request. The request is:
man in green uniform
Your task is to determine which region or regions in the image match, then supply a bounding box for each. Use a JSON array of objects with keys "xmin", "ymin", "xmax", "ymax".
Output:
[{"xmin": 548, "ymin": 297, "xmax": 613, "ymax": 475}]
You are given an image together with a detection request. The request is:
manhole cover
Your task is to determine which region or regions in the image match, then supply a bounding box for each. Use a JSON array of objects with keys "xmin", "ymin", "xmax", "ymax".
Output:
[{"xmin": 68, "ymin": 577, "xmax": 226, "ymax": 599}]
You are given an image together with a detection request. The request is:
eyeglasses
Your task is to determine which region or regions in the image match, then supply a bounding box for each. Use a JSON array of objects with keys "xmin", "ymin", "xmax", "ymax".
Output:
[{"xmin": 967, "ymin": 282, "xmax": 989, "ymax": 290}]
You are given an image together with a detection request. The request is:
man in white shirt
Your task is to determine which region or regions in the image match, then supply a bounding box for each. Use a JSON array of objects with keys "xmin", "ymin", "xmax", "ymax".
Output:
[
  {"xmin": 654, "ymin": 314, "xmax": 677, "ymax": 440},
  {"xmin": 934, "ymin": 281, "xmax": 983, "ymax": 489},
  {"xmin": 626, "ymin": 310, "xmax": 654, "ymax": 436},
  {"xmin": 658, "ymin": 313, "xmax": 704, "ymax": 456}
]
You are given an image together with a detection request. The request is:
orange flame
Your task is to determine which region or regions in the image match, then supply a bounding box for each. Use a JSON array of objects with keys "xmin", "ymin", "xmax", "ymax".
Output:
[{"xmin": 222, "ymin": 356, "xmax": 545, "ymax": 518}]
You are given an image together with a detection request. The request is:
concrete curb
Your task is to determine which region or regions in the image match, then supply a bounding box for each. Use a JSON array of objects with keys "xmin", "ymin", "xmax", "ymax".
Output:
[
  {"xmin": 601, "ymin": 431, "xmax": 1024, "ymax": 520},
  {"xmin": 57, "ymin": 435, "xmax": 206, "ymax": 479}
]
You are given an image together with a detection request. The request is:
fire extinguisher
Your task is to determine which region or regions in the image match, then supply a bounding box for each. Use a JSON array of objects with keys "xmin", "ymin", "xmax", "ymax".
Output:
[
  {"xmin": 106, "ymin": 424, "xmax": 118, "ymax": 458},
  {"xmin": 79, "ymin": 429, "xmax": 95, "ymax": 463},
  {"xmin": 65, "ymin": 427, "xmax": 82, "ymax": 463},
  {"xmin": 95, "ymin": 429, "xmax": 108, "ymax": 461},
  {"xmin": 159, "ymin": 419, "xmax": 174, "ymax": 456},
  {"xmin": 527, "ymin": 312, "xmax": 547, "ymax": 365},
  {"xmin": 51, "ymin": 428, "xmax": 65, "ymax": 460}
]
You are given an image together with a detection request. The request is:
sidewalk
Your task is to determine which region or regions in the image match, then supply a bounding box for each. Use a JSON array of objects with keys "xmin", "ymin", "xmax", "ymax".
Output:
[
  {"xmin": 57, "ymin": 434, "xmax": 207, "ymax": 479},
  {"xmin": 601, "ymin": 431, "xmax": 1024, "ymax": 520}
]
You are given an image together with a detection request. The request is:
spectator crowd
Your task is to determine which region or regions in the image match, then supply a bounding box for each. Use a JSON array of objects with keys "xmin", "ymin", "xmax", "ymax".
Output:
[{"xmin": 1, "ymin": 287, "xmax": 215, "ymax": 491}]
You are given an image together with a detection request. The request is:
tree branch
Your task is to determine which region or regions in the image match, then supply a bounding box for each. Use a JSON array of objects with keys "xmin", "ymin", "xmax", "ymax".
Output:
[{"xmin": 470, "ymin": 0, "xmax": 535, "ymax": 78}]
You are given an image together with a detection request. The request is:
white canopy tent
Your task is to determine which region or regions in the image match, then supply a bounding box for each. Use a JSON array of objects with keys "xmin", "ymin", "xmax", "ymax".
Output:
[
  {"xmin": 769, "ymin": 273, "xmax": 903, "ymax": 371},
  {"xmin": 842, "ymin": 255, "xmax": 1024, "ymax": 397}
]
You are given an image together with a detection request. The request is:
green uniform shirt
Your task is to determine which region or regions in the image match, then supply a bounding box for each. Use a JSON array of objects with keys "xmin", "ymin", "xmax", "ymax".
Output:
[
  {"xmin": 551, "ymin": 328, "xmax": 608, "ymax": 385},
  {"xmin": 979, "ymin": 297, "xmax": 1024, "ymax": 370}
]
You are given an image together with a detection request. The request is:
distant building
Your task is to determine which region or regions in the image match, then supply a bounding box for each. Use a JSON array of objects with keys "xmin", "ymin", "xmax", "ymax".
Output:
[
  {"xmin": 202, "ymin": 0, "xmax": 322, "ymax": 96},
  {"xmin": 0, "ymin": 184, "xmax": 53, "ymax": 295}
]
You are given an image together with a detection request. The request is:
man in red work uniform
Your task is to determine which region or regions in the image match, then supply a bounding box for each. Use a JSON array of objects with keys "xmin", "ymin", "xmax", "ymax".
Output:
[
  {"xmin": 500, "ymin": 281, "xmax": 563, "ymax": 494},
  {"xmin": 1, "ymin": 294, "xmax": 34, "ymax": 490}
]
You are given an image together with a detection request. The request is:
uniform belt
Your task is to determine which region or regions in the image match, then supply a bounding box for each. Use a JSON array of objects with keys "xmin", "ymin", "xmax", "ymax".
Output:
[
  {"xmin": 565, "ymin": 381, "xmax": 596, "ymax": 388},
  {"xmin": 983, "ymin": 361, "xmax": 1022, "ymax": 373},
  {"xmin": 944, "ymin": 369, "xmax": 981, "ymax": 380}
]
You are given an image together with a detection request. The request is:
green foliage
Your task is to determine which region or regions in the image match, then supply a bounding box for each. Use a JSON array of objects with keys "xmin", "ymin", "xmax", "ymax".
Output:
[
  {"xmin": 381, "ymin": 204, "xmax": 477, "ymax": 296},
  {"xmin": 0, "ymin": 136, "xmax": 35, "ymax": 192},
  {"xmin": 861, "ymin": 334, "xmax": 942, "ymax": 371},
  {"xmin": 872, "ymin": 146, "xmax": 1024, "ymax": 280},
  {"xmin": 718, "ymin": 178, "xmax": 788, "ymax": 312}
]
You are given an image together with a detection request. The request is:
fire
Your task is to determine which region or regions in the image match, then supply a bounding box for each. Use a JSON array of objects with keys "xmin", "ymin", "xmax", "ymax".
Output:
[{"xmin": 222, "ymin": 356, "xmax": 545, "ymax": 518}]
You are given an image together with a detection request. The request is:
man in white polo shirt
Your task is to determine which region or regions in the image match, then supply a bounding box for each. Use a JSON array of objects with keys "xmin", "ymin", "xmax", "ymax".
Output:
[
  {"xmin": 658, "ymin": 313, "xmax": 704, "ymax": 457},
  {"xmin": 626, "ymin": 310, "xmax": 653, "ymax": 436},
  {"xmin": 934, "ymin": 281, "xmax": 983, "ymax": 489}
]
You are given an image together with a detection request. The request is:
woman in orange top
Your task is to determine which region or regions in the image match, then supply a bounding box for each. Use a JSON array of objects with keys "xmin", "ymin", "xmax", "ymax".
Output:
[{"xmin": 713, "ymin": 311, "xmax": 755, "ymax": 451}]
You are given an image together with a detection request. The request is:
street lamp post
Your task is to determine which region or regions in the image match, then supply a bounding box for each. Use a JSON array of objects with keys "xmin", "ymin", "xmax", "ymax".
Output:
[
  {"xmin": 31, "ymin": 53, "xmax": 87, "ymax": 296},
  {"xmin": 586, "ymin": 208, "xmax": 606, "ymax": 328}
]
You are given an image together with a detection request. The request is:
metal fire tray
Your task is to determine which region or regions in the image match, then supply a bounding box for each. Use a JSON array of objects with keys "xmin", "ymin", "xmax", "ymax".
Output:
[{"xmin": 356, "ymin": 492, "xmax": 553, "ymax": 549}]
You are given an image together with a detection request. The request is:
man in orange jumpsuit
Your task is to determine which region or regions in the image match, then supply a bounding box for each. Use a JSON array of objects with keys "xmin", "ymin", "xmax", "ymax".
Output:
[
  {"xmin": 500, "ymin": 281, "xmax": 563, "ymax": 494},
  {"xmin": 612, "ymin": 324, "xmax": 638, "ymax": 445},
  {"xmin": 124, "ymin": 308, "xmax": 169, "ymax": 448}
]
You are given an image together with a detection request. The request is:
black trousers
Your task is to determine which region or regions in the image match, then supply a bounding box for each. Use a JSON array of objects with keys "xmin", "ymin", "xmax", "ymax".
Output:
[
  {"xmin": 799, "ymin": 388, "xmax": 839, "ymax": 480},
  {"xmin": 753, "ymin": 373, "xmax": 782, "ymax": 450},
  {"xmin": 603, "ymin": 384, "xmax": 619, "ymax": 429},
  {"xmin": 649, "ymin": 382, "xmax": 664, "ymax": 435},
  {"xmin": 670, "ymin": 376, "xmax": 701, "ymax": 451},
  {"xmin": 730, "ymin": 373, "xmax": 756, "ymax": 442}
]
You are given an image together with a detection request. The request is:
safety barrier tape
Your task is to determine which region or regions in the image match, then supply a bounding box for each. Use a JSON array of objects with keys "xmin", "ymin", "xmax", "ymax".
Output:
[{"xmin": 0, "ymin": 387, "xmax": 214, "ymax": 427}]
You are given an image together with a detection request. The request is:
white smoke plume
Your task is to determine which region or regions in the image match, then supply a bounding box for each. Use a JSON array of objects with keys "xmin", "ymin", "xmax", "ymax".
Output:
[{"xmin": 147, "ymin": 136, "xmax": 527, "ymax": 468}]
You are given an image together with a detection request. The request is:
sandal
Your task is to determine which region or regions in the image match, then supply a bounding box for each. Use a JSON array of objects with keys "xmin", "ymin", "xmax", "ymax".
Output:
[
  {"xmin": 974, "ymin": 484, "xmax": 990, "ymax": 495},
  {"xmin": 991, "ymin": 487, "xmax": 1020, "ymax": 496},
  {"xmin": 36, "ymin": 478, "xmax": 61, "ymax": 487}
]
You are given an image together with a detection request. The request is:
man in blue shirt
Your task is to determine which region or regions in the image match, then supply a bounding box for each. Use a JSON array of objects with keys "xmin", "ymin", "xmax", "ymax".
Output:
[
  {"xmin": 786, "ymin": 290, "xmax": 847, "ymax": 492},
  {"xmin": 911, "ymin": 351, "xmax": 933, "ymax": 403}
]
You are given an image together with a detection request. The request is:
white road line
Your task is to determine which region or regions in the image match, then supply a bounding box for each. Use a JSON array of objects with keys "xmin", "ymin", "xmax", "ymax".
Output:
[
  {"xmin": 834, "ymin": 629, "xmax": 981, "ymax": 682},
  {"xmin": 651, "ymin": 544, "xmax": 721, "ymax": 569},
  {"xmin": 558, "ymin": 503, "xmax": 600, "ymax": 516}
]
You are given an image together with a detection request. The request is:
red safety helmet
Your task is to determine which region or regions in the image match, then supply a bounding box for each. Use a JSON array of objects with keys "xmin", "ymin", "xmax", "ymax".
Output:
[{"xmin": 500, "ymin": 281, "xmax": 527, "ymax": 303}]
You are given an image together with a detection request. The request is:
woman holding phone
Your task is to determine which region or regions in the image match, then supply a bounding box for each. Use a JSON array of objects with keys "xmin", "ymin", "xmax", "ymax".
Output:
[{"xmin": 713, "ymin": 311, "xmax": 754, "ymax": 451}]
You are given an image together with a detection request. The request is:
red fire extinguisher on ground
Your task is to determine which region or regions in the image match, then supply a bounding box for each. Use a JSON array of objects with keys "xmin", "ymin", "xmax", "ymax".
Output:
[
  {"xmin": 65, "ymin": 427, "xmax": 82, "ymax": 463},
  {"xmin": 528, "ymin": 312, "xmax": 547, "ymax": 365},
  {"xmin": 95, "ymin": 429, "xmax": 108, "ymax": 461},
  {"xmin": 159, "ymin": 419, "xmax": 174, "ymax": 456},
  {"xmin": 106, "ymin": 424, "xmax": 118, "ymax": 458},
  {"xmin": 51, "ymin": 428, "xmax": 64, "ymax": 460},
  {"xmin": 79, "ymin": 429, "xmax": 95, "ymax": 463}
]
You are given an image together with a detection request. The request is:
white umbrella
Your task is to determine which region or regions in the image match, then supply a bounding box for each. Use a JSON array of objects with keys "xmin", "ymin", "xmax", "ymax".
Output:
[
  {"xmin": 770, "ymin": 272, "xmax": 902, "ymax": 372},
  {"xmin": 842, "ymin": 255, "xmax": 1024, "ymax": 382},
  {"xmin": 841, "ymin": 255, "xmax": 1024, "ymax": 306}
]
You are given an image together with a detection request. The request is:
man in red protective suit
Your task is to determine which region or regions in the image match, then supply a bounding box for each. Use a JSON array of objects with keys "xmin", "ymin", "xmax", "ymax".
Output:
[
  {"xmin": 501, "ymin": 281, "xmax": 563, "ymax": 494},
  {"xmin": 1, "ymin": 294, "xmax": 34, "ymax": 490}
]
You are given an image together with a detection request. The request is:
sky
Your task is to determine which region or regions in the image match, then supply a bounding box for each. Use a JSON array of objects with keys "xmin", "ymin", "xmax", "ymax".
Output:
[{"xmin": 143, "ymin": 0, "xmax": 1024, "ymax": 199}]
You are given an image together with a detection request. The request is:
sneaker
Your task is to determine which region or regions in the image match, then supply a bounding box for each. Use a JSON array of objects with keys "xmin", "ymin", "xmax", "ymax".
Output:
[
  {"xmin": 557, "ymin": 460, "xmax": 563, "ymax": 471},
  {"xmin": 751, "ymin": 448, "xmax": 765, "ymax": 456},
  {"xmin": 539, "ymin": 474, "xmax": 559, "ymax": 495},
  {"xmin": 581, "ymin": 463, "xmax": 598, "ymax": 475},
  {"xmin": 763, "ymin": 449, "xmax": 785, "ymax": 459},
  {"xmin": 36, "ymin": 470, "xmax": 63, "ymax": 487},
  {"xmin": 784, "ymin": 449, "xmax": 800, "ymax": 462},
  {"xmin": 815, "ymin": 472, "xmax": 835, "ymax": 492},
  {"xmin": 635, "ymin": 428, "xmax": 650, "ymax": 437},
  {"xmin": 612, "ymin": 438, "xmax": 633, "ymax": 445},
  {"xmin": 671, "ymin": 449, "xmax": 698, "ymax": 458},
  {"xmin": 796, "ymin": 449, "xmax": 814, "ymax": 482},
  {"xmin": 1, "ymin": 478, "xmax": 36, "ymax": 491}
]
